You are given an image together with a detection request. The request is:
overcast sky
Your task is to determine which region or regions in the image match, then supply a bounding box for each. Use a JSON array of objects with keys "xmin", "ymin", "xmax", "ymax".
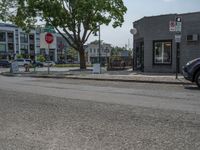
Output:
[{"xmin": 87, "ymin": 0, "xmax": 200, "ymax": 48}]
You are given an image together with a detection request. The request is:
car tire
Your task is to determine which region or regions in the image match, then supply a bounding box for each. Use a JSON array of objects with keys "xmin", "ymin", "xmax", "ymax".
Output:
[{"xmin": 195, "ymin": 71, "xmax": 200, "ymax": 88}]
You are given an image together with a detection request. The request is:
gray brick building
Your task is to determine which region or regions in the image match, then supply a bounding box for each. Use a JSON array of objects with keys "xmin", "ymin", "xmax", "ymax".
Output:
[{"xmin": 133, "ymin": 12, "xmax": 200, "ymax": 73}]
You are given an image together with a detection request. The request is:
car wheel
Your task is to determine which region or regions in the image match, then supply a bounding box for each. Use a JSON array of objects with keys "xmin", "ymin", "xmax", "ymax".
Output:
[{"xmin": 195, "ymin": 71, "xmax": 200, "ymax": 88}]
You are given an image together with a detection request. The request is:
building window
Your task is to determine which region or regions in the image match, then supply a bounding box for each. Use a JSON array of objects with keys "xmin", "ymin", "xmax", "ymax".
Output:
[
  {"xmin": 20, "ymin": 32, "xmax": 28, "ymax": 43},
  {"xmin": 0, "ymin": 43, "xmax": 6, "ymax": 52},
  {"xmin": 20, "ymin": 44, "xmax": 28, "ymax": 54},
  {"xmin": 7, "ymin": 32, "xmax": 14, "ymax": 43},
  {"xmin": 90, "ymin": 48, "xmax": 92, "ymax": 53},
  {"xmin": 0, "ymin": 32, "xmax": 6, "ymax": 42},
  {"xmin": 153, "ymin": 40, "xmax": 172, "ymax": 65}
]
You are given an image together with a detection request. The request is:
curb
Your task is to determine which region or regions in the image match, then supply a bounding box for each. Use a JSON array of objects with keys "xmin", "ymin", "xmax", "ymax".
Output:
[
  {"xmin": 1, "ymin": 72, "xmax": 191, "ymax": 85},
  {"xmin": 63, "ymin": 76, "xmax": 190, "ymax": 85}
]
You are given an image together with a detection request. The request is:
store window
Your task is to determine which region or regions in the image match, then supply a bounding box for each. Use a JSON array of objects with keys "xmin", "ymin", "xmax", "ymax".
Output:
[
  {"xmin": 153, "ymin": 40, "xmax": 172, "ymax": 65},
  {"xmin": 0, "ymin": 32, "xmax": 6, "ymax": 42}
]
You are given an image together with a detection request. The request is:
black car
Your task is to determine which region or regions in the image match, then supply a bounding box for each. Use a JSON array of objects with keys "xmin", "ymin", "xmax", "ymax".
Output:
[
  {"xmin": 182, "ymin": 58, "xmax": 200, "ymax": 87},
  {"xmin": 32, "ymin": 61, "xmax": 44, "ymax": 67},
  {"xmin": 0, "ymin": 60, "xmax": 11, "ymax": 68}
]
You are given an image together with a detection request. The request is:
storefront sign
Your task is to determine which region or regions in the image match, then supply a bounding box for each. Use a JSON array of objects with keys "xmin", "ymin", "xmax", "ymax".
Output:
[{"xmin": 169, "ymin": 21, "xmax": 176, "ymax": 32}]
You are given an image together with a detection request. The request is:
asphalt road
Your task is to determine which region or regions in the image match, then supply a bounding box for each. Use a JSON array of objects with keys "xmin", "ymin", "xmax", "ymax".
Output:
[{"xmin": 0, "ymin": 76, "xmax": 200, "ymax": 150}]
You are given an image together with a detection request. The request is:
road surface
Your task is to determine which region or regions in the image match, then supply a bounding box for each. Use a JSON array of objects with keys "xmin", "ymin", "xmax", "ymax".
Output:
[{"xmin": 0, "ymin": 76, "xmax": 200, "ymax": 149}]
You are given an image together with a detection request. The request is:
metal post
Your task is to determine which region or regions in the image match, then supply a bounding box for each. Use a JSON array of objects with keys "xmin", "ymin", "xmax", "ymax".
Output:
[
  {"xmin": 98, "ymin": 24, "xmax": 101, "ymax": 64},
  {"xmin": 47, "ymin": 44, "xmax": 50, "ymax": 74},
  {"xmin": 175, "ymin": 16, "xmax": 182, "ymax": 79},
  {"xmin": 176, "ymin": 43, "xmax": 180, "ymax": 79},
  {"xmin": 130, "ymin": 25, "xmax": 137, "ymax": 71},
  {"xmin": 98, "ymin": 24, "xmax": 101, "ymax": 73}
]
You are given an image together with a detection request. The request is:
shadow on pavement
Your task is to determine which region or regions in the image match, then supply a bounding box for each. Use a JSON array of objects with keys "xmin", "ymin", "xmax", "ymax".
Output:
[{"xmin": 184, "ymin": 85, "xmax": 200, "ymax": 90}]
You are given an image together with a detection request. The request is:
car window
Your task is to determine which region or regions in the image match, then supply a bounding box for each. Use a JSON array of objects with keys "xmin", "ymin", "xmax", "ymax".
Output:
[{"xmin": 16, "ymin": 59, "xmax": 24, "ymax": 62}]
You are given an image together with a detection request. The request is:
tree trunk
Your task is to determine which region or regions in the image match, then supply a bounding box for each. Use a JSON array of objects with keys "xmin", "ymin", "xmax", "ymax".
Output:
[{"xmin": 79, "ymin": 49, "xmax": 86, "ymax": 69}]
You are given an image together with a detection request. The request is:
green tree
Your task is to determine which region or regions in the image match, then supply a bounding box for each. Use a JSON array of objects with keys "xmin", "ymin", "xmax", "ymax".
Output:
[
  {"xmin": 67, "ymin": 48, "xmax": 78, "ymax": 61},
  {"xmin": 0, "ymin": 0, "xmax": 16, "ymax": 22},
  {"xmin": 37, "ymin": 55, "xmax": 45, "ymax": 62},
  {"xmin": 0, "ymin": 0, "xmax": 127, "ymax": 69},
  {"xmin": 16, "ymin": 54, "xmax": 23, "ymax": 59}
]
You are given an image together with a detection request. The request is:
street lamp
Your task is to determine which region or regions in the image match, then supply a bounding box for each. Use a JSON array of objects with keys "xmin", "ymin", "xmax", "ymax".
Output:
[
  {"xmin": 130, "ymin": 26, "xmax": 137, "ymax": 71},
  {"xmin": 94, "ymin": 24, "xmax": 101, "ymax": 64}
]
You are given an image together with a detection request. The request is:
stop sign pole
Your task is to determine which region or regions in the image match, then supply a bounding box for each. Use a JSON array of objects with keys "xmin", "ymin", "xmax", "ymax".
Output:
[{"xmin": 45, "ymin": 33, "xmax": 54, "ymax": 74}]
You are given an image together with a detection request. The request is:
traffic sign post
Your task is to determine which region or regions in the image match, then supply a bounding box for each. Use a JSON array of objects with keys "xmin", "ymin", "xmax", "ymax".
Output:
[
  {"xmin": 130, "ymin": 27, "xmax": 137, "ymax": 71},
  {"xmin": 45, "ymin": 33, "xmax": 54, "ymax": 74},
  {"xmin": 175, "ymin": 17, "xmax": 182, "ymax": 79}
]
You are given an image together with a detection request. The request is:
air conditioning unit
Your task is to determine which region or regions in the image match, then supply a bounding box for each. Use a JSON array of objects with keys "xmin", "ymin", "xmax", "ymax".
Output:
[{"xmin": 187, "ymin": 34, "xmax": 199, "ymax": 42}]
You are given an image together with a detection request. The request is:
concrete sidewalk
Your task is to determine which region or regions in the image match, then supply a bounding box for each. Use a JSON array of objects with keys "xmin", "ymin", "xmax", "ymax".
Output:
[{"xmin": 1, "ymin": 69, "xmax": 191, "ymax": 85}]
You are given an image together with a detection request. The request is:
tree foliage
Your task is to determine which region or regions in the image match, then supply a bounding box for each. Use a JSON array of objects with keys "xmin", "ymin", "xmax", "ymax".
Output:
[
  {"xmin": 67, "ymin": 48, "xmax": 78, "ymax": 61},
  {"xmin": 0, "ymin": 0, "xmax": 127, "ymax": 69}
]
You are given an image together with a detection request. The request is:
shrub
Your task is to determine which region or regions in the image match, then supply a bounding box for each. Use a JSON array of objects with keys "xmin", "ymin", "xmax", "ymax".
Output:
[{"xmin": 37, "ymin": 55, "xmax": 46, "ymax": 62}]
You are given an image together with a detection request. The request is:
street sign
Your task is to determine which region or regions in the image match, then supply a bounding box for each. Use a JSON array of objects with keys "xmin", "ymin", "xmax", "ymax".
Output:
[
  {"xmin": 169, "ymin": 21, "xmax": 176, "ymax": 32},
  {"xmin": 45, "ymin": 33, "xmax": 54, "ymax": 44},
  {"xmin": 176, "ymin": 22, "xmax": 182, "ymax": 32},
  {"xmin": 175, "ymin": 34, "xmax": 181, "ymax": 43},
  {"xmin": 176, "ymin": 17, "xmax": 182, "ymax": 32},
  {"xmin": 42, "ymin": 25, "xmax": 56, "ymax": 33}
]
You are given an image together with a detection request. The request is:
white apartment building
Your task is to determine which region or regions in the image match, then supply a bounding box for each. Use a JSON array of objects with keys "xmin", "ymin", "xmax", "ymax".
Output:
[
  {"xmin": 85, "ymin": 41, "xmax": 112, "ymax": 64},
  {"xmin": 0, "ymin": 23, "xmax": 72, "ymax": 62},
  {"xmin": 0, "ymin": 23, "xmax": 40, "ymax": 60}
]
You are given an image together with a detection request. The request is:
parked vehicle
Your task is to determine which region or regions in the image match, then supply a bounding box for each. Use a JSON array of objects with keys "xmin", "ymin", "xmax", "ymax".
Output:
[
  {"xmin": 32, "ymin": 61, "xmax": 44, "ymax": 67},
  {"xmin": 25, "ymin": 59, "xmax": 33, "ymax": 64},
  {"xmin": 56, "ymin": 60, "xmax": 66, "ymax": 64},
  {"xmin": 43, "ymin": 61, "xmax": 55, "ymax": 67},
  {"xmin": 0, "ymin": 60, "xmax": 11, "ymax": 68},
  {"xmin": 182, "ymin": 57, "xmax": 200, "ymax": 87},
  {"xmin": 14, "ymin": 58, "xmax": 31, "ymax": 67}
]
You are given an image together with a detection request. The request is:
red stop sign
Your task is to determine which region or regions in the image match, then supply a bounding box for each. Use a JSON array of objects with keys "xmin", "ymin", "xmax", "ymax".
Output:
[{"xmin": 45, "ymin": 33, "xmax": 54, "ymax": 44}]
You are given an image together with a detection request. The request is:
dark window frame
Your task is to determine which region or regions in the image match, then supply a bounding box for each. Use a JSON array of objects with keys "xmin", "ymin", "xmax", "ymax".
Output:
[
  {"xmin": 153, "ymin": 40, "xmax": 172, "ymax": 65},
  {"xmin": 0, "ymin": 32, "xmax": 6, "ymax": 42}
]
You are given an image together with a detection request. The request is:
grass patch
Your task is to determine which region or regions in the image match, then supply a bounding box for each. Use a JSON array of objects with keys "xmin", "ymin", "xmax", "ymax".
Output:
[{"xmin": 54, "ymin": 64, "xmax": 92, "ymax": 68}]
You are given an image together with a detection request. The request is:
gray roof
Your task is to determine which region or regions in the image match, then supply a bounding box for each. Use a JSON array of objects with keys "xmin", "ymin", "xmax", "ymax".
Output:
[
  {"xmin": 134, "ymin": 11, "xmax": 200, "ymax": 23},
  {"xmin": 0, "ymin": 23, "xmax": 17, "ymax": 28}
]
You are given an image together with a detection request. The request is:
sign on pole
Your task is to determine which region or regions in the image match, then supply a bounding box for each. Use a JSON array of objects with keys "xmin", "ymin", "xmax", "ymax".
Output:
[
  {"xmin": 176, "ymin": 17, "xmax": 182, "ymax": 32},
  {"xmin": 175, "ymin": 34, "xmax": 181, "ymax": 43},
  {"xmin": 45, "ymin": 33, "xmax": 54, "ymax": 74},
  {"xmin": 45, "ymin": 33, "xmax": 54, "ymax": 44}
]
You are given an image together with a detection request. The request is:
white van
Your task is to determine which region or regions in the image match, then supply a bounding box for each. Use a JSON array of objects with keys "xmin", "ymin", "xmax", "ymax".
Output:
[{"xmin": 14, "ymin": 58, "xmax": 31, "ymax": 67}]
